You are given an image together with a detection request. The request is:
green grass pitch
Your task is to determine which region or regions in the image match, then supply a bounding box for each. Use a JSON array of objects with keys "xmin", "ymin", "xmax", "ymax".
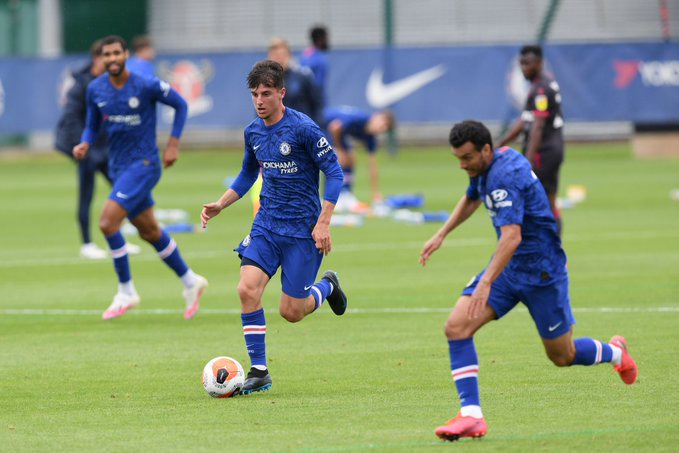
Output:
[{"xmin": 1, "ymin": 142, "xmax": 678, "ymax": 451}]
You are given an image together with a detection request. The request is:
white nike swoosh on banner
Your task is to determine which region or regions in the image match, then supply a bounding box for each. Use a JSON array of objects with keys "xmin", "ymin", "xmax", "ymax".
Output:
[{"xmin": 366, "ymin": 64, "xmax": 446, "ymax": 109}]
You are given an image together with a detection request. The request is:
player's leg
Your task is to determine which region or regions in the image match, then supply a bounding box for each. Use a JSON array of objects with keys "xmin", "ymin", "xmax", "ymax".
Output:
[
  {"xmin": 235, "ymin": 230, "xmax": 279, "ymax": 394},
  {"xmin": 435, "ymin": 295, "xmax": 495, "ymax": 441},
  {"xmin": 97, "ymin": 159, "xmax": 140, "ymax": 255},
  {"xmin": 535, "ymin": 146, "xmax": 564, "ymax": 236},
  {"xmin": 435, "ymin": 272, "xmax": 517, "ymax": 441},
  {"xmin": 131, "ymin": 206, "xmax": 207, "ymax": 319},
  {"xmin": 99, "ymin": 199, "xmax": 140, "ymax": 319},
  {"xmin": 77, "ymin": 159, "xmax": 107, "ymax": 259},
  {"xmin": 541, "ymin": 330, "xmax": 638, "ymax": 384},
  {"xmin": 238, "ymin": 263, "xmax": 273, "ymax": 394},
  {"xmin": 526, "ymin": 277, "xmax": 638, "ymax": 384},
  {"xmin": 277, "ymin": 235, "xmax": 346, "ymax": 322}
]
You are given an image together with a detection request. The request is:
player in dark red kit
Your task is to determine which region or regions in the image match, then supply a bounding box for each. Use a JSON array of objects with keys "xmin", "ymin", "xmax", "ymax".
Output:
[{"xmin": 498, "ymin": 45, "xmax": 565, "ymax": 235}]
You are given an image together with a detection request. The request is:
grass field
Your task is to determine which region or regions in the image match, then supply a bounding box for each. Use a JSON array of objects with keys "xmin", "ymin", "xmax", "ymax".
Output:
[{"xmin": 1, "ymin": 143, "xmax": 678, "ymax": 452}]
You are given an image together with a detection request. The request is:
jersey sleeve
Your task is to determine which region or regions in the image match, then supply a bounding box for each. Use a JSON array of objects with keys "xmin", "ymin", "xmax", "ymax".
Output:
[
  {"xmin": 150, "ymin": 77, "xmax": 188, "ymax": 138},
  {"xmin": 487, "ymin": 173, "xmax": 525, "ymax": 228},
  {"xmin": 80, "ymin": 84, "xmax": 102, "ymax": 144},
  {"xmin": 304, "ymin": 123, "xmax": 343, "ymax": 204},
  {"xmin": 230, "ymin": 130, "xmax": 261, "ymax": 197}
]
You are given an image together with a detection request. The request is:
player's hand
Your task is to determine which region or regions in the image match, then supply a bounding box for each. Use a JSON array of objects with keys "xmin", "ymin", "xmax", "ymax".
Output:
[
  {"xmin": 467, "ymin": 280, "xmax": 490, "ymax": 319},
  {"xmin": 163, "ymin": 143, "xmax": 179, "ymax": 168},
  {"xmin": 312, "ymin": 222, "xmax": 332, "ymax": 256},
  {"xmin": 72, "ymin": 142, "xmax": 90, "ymax": 160},
  {"xmin": 419, "ymin": 234, "xmax": 444, "ymax": 266},
  {"xmin": 200, "ymin": 202, "xmax": 223, "ymax": 228}
]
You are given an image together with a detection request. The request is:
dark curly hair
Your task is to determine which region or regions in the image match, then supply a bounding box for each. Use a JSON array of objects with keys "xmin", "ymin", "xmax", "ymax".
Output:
[{"xmin": 448, "ymin": 120, "xmax": 493, "ymax": 151}]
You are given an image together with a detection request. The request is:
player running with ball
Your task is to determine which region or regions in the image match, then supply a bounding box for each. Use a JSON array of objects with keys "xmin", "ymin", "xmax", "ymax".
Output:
[{"xmin": 201, "ymin": 60, "xmax": 347, "ymax": 395}]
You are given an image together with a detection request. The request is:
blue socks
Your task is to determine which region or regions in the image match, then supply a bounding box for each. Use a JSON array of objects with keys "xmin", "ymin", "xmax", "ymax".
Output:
[
  {"xmin": 242, "ymin": 308, "xmax": 267, "ymax": 368},
  {"xmin": 572, "ymin": 337, "xmax": 614, "ymax": 365},
  {"xmin": 152, "ymin": 230, "xmax": 189, "ymax": 277},
  {"xmin": 310, "ymin": 279, "xmax": 333, "ymax": 311},
  {"xmin": 106, "ymin": 231, "xmax": 131, "ymax": 283},
  {"xmin": 449, "ymin": 338, "xmax": 481, "ymax": 415},
  {"xmin": 341, "ymin": 166, "xmax": 354, "ymax": 192}
]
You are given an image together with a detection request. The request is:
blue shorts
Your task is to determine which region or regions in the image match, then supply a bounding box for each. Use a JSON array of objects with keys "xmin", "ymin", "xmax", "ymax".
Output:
[
  {"xmin": 462, "ymin": 270, "xmax": 575, "ymax": 339},
  {"xmin": 109, "ymin": 159, "xmax": 161, "ymax": 220},
  {"xmin": 235, "ymin": 225, "xmax": 323, "ymax": 299}
]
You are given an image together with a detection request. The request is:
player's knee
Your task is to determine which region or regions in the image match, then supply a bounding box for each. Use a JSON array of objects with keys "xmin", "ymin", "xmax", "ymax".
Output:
[
  {"xmin": 547, "ymin": 350, "xmax": 574, "ymax": 367},
  {"xmin": 98, "ymin": 217, "xmax": 116, "ymax": 236},
  {"xmin": 279, "ymin": 304, "xmax": 304, "ymax": 323},
  {"xmin": 237, "ymin": 282, "xmax": 259, "ymax": 306},
  {"xmin": 137, "ymin": 225, "xmax": 161, "ymax": 243},
  {"xmin": 444, "ymin": 317, "xmax": 472, "ymax": 340}
]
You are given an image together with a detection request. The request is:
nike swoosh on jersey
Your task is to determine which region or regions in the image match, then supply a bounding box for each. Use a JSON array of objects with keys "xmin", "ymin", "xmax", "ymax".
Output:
[
  {"xmin": 366, "ymin": 64, "xmax": 446, "ymax": 109},
  {"xmin": 253, "ymin": 144, "xmax": 261, "ymax": 150}
]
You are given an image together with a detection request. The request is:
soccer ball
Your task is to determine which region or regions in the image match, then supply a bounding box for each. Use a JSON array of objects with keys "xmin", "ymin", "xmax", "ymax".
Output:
[{"xmin": 202, "ymin": 356, "xmax": 245, "ymax": 398}]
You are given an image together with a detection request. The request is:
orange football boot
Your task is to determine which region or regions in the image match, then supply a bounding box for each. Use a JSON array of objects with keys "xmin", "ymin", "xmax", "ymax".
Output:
[
  {"xmin": 435, "ymin": 413, "xmax": 487, "ymax": 441},
  {"xmin": 610, "ymin": 335, "xmax": 638, "ymax": 384}
]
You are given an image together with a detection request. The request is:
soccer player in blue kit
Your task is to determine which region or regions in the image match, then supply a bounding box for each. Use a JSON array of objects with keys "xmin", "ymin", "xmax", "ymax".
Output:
[
  {"xmin": 419, "ymin": 121, "xmax": 638, "ymax": 441},
  {"xmin": 73, "ymin": 35, "xmax": 208, "ymax": 321},
  {"xmin": 200, "ymin": 60, "xmax": 347, "ymax": 395},
  {"xmin": 325, "ymin": 106, "xmax": 395, "ymax": 208}
]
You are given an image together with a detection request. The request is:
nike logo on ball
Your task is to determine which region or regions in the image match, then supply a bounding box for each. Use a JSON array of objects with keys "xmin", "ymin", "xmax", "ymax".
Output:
[{"xmin": 366, "ymin": 64, "xmax": 446, "ymax": 109}]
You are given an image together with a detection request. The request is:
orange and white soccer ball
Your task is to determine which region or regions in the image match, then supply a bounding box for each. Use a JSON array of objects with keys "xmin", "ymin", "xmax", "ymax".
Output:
[{"xmin": 202, "ymin": 356, "xmax": 245, "ymax": 398}]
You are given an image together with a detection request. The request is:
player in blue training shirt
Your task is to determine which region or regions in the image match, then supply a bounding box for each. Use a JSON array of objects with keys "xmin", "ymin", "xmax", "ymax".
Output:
[
  {"xmin": 419, "ymin": 121, "xmax": 638, "ymax": 441},
  {"xmin": 201, "ymin": 60, "xmax": 347, "ymax": 395},
  {"xmin": 325, "ymin": 106, "xmax": 395, "ymax": 210},
  {"xmin": 73, "ymin": 35, "xmax": 208, "ymax": 321},
  {"xmin": 300, "ymin": 25, "xmax": 330, "ymax": 105}
]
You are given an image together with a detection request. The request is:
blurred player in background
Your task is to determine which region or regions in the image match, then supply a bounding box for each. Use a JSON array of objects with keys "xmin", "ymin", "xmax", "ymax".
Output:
[
  {"xmin": 421, "ymin": 121, "xmax": 637, "ymax": 441},
  {"xmin": 73, "ymin": 35, "xmax": 207, "ymax": 321},
  {"xmin": 200, "ymin": 60, "xmax": 347, "ymax": 395},
  {"xmin": 55, "ymin": 39, "xmax": 140, "ymax": 260},
  {"xmin": 126, "ymin": 35, "xmax": 156, "ymax": 78},
  {"xmin": 267, "ymin": 37, "xmax": 323, "ymax": 126},
  {"xmin": 300, "ymin": 25, "xmax": 330, "ymax": 107},
  {"xmin": 324, "ymin": 106, "xmax": 395, "ymax": 212},
  {"xmin": 497, "ymin": 44, "xmax": 565, "ymax": 235}
]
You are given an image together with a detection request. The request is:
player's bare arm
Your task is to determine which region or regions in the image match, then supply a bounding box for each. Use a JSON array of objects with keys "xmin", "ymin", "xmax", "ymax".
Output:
[
  {"xmin": 420, "ymin": 196, "xmax": 481, "ymax": 266},
  {"xmin": 72, "ymin": 142, "xmax": 90, "ymax": 160},
  {"xmin": 312, "ymin": 201, "xmax": 335, "ymax": 255},
  {"xmin": 467, "ymin": 223, "xmax": 521, "ymax": 319},
  {"xmin": 201, "ymin": 188, "xmax": 241, "ymax": 228},
  {"xmin": 497, "ymin": 119, "xmax": 524, "ymax": 147},
  {"xmin": 162, "ymin": 136, "xmax": 180, "ymax": 168}
]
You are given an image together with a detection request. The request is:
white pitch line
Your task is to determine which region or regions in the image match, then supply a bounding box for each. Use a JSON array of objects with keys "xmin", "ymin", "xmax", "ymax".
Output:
[
  {"xmin": 1, "ymin": 306, "xmax": 677, "ymax": 316},
  {"xmin": 0, "ymin": 228, "xmax": 677, "ymax": 269}
]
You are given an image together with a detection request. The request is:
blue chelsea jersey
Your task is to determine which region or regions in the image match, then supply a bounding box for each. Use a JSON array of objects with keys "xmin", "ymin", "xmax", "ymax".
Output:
[
  {"xmin": 236, "ymin": 108, "xmax": 343, "ymax": 238},
  {"xmin": 84, "ymin": 72, "xmax": 186, "ymax": 178},
  {"xmin": 324, "ymin": 106, "xmax": 377, "ymax": 153},
  {"xmin": 466, "ymin": 147, "xmax": 567, "ymax": 285}
]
